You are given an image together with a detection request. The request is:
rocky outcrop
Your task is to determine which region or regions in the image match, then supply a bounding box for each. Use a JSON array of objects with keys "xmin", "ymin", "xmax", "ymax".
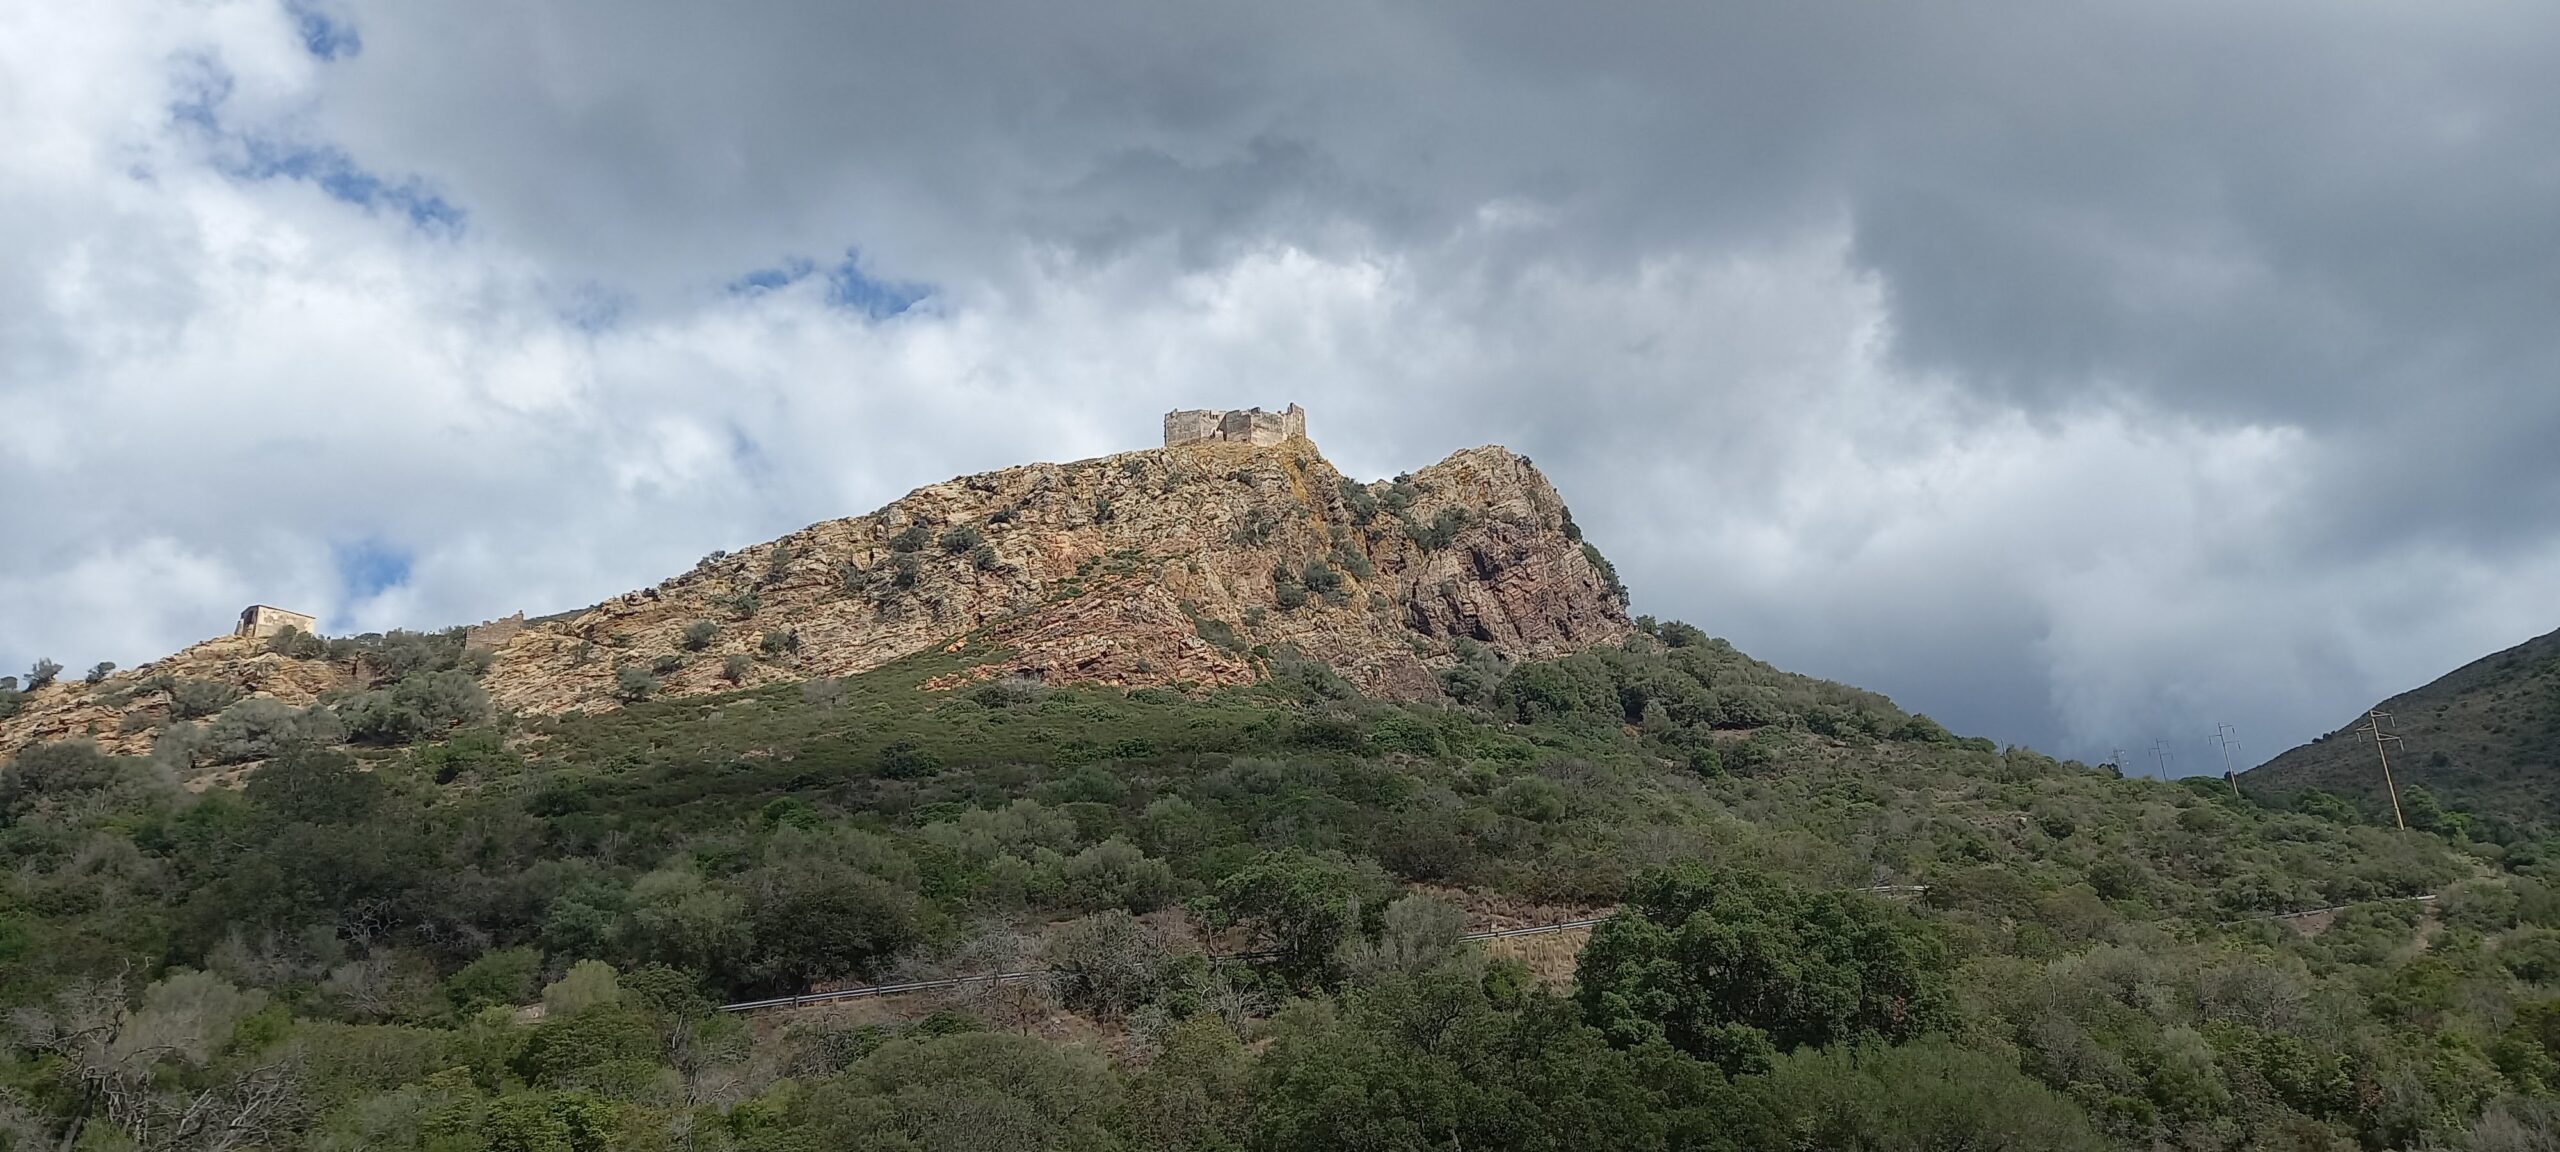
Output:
[
  {"xmin": 478, "ymin": 439, "xmax": 1629, "ymax": 714},
  {"xmin": 0, "ymin": 438, "xmax": 1631, "ymax": 759},
  {"xmin": 0, "ymin": 636, "xmax": 357, "ymax": 760}
]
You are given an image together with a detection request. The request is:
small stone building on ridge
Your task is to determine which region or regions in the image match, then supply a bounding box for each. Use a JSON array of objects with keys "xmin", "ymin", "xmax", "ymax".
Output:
[
  {"xmin": 1162, "ymin": 404, "xmax": 1308, "ymax": 447},
  {"xmin": 235, "ymin": 605, "xmax": 318, "ymax": 640}
]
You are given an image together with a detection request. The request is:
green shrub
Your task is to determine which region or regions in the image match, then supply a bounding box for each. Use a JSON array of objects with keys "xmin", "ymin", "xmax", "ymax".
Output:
[
  {"xmin": 1271, "ymin": 564, "xmax": 1309, "ymax": 610},
  {"xmin": 1582, "ymin": 542, "xmax": 1627, "ymax": 602},
  {"xmin": 1577, "ymin": 866, "xmax": 1953, "ymax": 1073},
  {"xmin": 166, "ymin": 677, "xmax": 244, "ymax": 720},
  {"xmin": 680, "ymin": 619, "xmax": 719, "ymax": 651},
  {"xmin": 887, "ymin": 522, "xmax": 933, "ymax": 552}
]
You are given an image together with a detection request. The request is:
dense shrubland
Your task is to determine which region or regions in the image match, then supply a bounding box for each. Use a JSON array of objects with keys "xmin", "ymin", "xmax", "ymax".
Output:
[{"xmin": 1, "ymin": 620, "xmax": 2555, "ymax": 1149}]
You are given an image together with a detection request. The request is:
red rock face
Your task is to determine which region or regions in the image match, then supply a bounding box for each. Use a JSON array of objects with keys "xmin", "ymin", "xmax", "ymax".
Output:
[{"xmin": 0, "ymin": 439, "xmax": 1633, "ymax": 763}]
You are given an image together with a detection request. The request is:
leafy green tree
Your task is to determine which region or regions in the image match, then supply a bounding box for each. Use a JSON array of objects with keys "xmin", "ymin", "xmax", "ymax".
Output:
[
  {"xmin": 1, "ymin": 739, "xmax": 145, "ymax": 825},
  {"xmin": 443, "ymin": 947, "xmax": 544, "ymax": 1015},
  {"xmin": 1040, "ymin": 910, "xmax": 1174, "ymax": 1020},
  {"xmin": 1252, "ymin": 971, "xmax": 1675, "ymax": 1152},
  {"xmin": 342, "ymin": 669, "xmax": 490, "ymax": 743},
  {"xmin": 1735, "ymin": 1040, "xmax": 2108, "ymax": 1151},
  {"xmin": 1576, "ymin": 866, "xmax": 1953, "ymax": 1073},
  {"xmin": 612, "ymin": 664, "xmax": 655, "ymax": 702},
  {"xmin": 733, "ymin": 850, "xmax": 922, "ymax": 992},
  {"xmin": 1217, "ymin": 851, "xmax": 1383, "ymax": 985},
  {"xmin": 680, "ymin": 619, "xmax": 719, "ymax": 650},
  {"xmin": 165, "ymin": 676, "xmax": 243, "ymax": 719},
  {"xmin": 1125, "ymin": 1015, "xmax": 1254, "ymax": 1151},
  {"xmin": 786, "ymin": 1032, "xmax": 1124, "ymax": 1152},
  {"xmin": 206, "ymin": 697, "xmax": 346, "ymax": 763}
]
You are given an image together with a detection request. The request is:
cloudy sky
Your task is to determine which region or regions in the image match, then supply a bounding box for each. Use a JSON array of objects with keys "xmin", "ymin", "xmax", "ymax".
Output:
[{"xmin": 7, "ymin": 1, "xmax": 2557, "ymax": 772}]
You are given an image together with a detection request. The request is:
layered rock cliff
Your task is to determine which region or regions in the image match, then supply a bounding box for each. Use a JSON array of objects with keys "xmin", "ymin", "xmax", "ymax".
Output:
[{"xmin": 0, "ymin": 437, "xmax": 1632, "ymax": 761}]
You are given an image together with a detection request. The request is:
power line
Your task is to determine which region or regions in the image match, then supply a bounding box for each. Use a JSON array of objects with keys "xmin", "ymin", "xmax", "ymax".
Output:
[
  {"xmin": 2353, "ymin": 709, "xmax": 2408, "ymax": 830},
  {"xmin": 2151, "ymin": 739, "xmax": 2175, "ymax": 778},
  {"xmin": 2211, "ymin": 723, "xmax": 2242, "ymax": 792}
]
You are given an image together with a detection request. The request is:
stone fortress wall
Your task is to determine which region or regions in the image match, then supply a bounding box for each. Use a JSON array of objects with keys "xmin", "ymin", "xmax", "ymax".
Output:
[
  {"xmin": 464, "ymin": 611, "xmax": 528, "ymax": 653},
  {"xmin": 1163, "ymin": 404, "xmax": 1307, "ymax": 447},
  {"xmin": 235, "ymin": 605, "xmax": 318, "ymax": 639}
]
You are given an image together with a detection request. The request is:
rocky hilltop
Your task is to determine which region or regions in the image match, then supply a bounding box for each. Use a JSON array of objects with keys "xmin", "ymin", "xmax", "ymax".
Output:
[{"xmin": 0, "ymin": 434, "xmax": 1631, "ymax": 762}]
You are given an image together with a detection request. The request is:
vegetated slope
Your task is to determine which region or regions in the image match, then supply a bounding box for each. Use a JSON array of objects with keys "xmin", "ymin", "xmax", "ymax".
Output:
[
  {"xmin": 7, "ymin": 617, "xmax": 2553, "ymax": 1152},
  {"xmin": 0, "ymin": 437, "xmax": 1630, "ymax": 765},
  {"xmin": 2245, "ymin": 623, "xmax": 2560, "ymax": 834}
]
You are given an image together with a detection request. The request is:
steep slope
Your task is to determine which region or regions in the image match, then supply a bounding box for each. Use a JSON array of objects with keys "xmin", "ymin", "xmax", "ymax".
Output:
[
  {"xmin": 0, "ymin": 436, "xmax": 1631, "ymax": 761},
  {"xmin": 2243, "ymin": 622, "xmax": 2560, "ymax": 829}
]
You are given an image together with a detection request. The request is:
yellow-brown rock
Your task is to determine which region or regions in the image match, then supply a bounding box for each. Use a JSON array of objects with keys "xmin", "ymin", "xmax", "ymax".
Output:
[{"xmin": 0, "ymin": 437, "xmax": 1630, "ymax": 761}]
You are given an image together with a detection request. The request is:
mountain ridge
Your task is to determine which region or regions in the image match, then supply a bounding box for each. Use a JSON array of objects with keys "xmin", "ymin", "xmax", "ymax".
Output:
[
  {"xmin": 0, "ymin": 435, "xmax": 1632, "ymax": 765},
  {"xmin": 2243, "ymin": 621, "xmax": 2560, "ymax": 832}
]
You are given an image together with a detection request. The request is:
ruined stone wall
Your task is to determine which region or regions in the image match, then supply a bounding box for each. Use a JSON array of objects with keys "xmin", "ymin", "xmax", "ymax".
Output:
[
  {"xmin": 1164, "ymin": 403, "xmax": 1307, "ymax": 447},
  {"xmin": 1162, "ymin": 409, "xmax": 1223, "ymax": 445},
  {"xmin": 464, "ymin": 612, "xmax": 527, "ymax": 653},
  {"xmin": 235, "ymin": 605, "xmax": 318, "ymax": 639}
]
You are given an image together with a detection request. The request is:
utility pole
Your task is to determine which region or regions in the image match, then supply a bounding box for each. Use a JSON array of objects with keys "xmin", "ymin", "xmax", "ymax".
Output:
[
  {"xmin": 2151, "ymin": 739, "xmax": 2175, "ymax": 778},
  {"xmin": 2354, "ymin": 710, "xmax": 2407, "ymax": 830},
  {"xmin": 2211, "ymin": 723, "xmax": 2242, "ymax": 793},
  {"xmin": 2110, "ymin": 747, "xmax": 2129, "ymax": 775}
]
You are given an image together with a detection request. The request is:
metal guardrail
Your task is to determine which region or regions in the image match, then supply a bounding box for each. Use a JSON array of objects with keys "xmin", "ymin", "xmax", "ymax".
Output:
[
  {"xmin": 713, "ymin": 886, "xmax": 2444, "ymax": 1013},
  {"xmin": 717, "ymin": 915, "xmax": 1618, "ymax": 1014}
]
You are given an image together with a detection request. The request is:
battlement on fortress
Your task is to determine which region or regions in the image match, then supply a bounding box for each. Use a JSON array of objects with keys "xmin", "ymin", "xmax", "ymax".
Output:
[{"xmin": 1162, "ymin": 404, "xmax": 1307, "ymax": 447}]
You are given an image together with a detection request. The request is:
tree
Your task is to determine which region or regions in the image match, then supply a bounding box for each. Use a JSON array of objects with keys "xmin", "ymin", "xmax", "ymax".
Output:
[
  {"xmin": 733, "ymin": 852, "xmax": 922, "ymax": 992},
  {"xmin": 1039, "ymin": 911, "xmax": 1174, "ymax": 1020},
  {"xmin": 166, "ymin": 677, "xmax": 243, "ymax": 720},
  {"xmin": 721, "ymin": 653, "xmax": 752, "ymax": 683},
  {"xmin": 789, "ymin": 1032, "xmax": 1123, "ymax": 1152},
  {"xmin": 1126, "ymin": 1015, "xmax": 1254, "ymax": 1151},
  {"xmin": 13, "ymin": 972, "xmax": 305, "ymax": 1152},
  {"xmin": 339, "ymin": 669, "xmax": 489, "ymax": 744},
  {"xmin": 84, "ymin": 661, "xmax": 117, "ymax": 685},
  {"xmin": 0, "ymin": 739, "xmax": 142, "ymax": 824},
  {"xmin": 680, "ymin": 619, "xmax": 719, "ymax": 651},
  {"xmin": 1217, "ymin": 851, "xmax": 1382, "ymax": 984},
  {"xmin": 1576, "ymin": 866, "xmax": 1953, "ymax": 1073},
  {"xmin": 25, "ymin": 657, "xmax": 62, "ymax": 689},
  {"xmin": 614, "ymin": 664, "xmax": 655, "ymax": 702},
  {"xmin": 206, "ymin": 698, "xmax": 346, "ymax": 764},
  {"xmin": 1338, "ymin": 893, "xmax": 1467, "ymax": 982},
  {"xmin": 1735, "ymin": 1040, "xmax": 2107, "ymax": 1151}
]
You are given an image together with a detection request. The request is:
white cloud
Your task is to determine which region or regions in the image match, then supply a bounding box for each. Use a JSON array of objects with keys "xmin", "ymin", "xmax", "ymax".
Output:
[{"xmin": 6, "ymin": 0, "xmax": 2557, "ymax": 779}]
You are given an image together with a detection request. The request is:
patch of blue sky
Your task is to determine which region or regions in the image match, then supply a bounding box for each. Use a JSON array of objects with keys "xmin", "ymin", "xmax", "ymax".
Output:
[
  {"xmin": 333, "ymin": 540, "xmax": 413, "ymax": 602},
  {"xmin": 167, "ymin": 60, "xmax": 462, "ymax": 232},
  {"xmin": 727, "ymin": 250, "xmax": 929, "ymax": 319},
  {"xmin": 286, "ymin": 1, "xmax": 361, "ymax": 60},
  {"xmin": 826, "ymin": 253, "xmax": 929, "ymax": 319},
  {"xmin": 727, "ymin": 257, "xmax": 819, "ymax": 296}
]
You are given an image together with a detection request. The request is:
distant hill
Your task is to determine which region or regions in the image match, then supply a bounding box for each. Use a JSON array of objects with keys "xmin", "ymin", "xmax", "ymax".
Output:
[
  {"xmin": 0, "ymin": 431, "xmax": 1631, "ymax": 766},
  {"xmin": 2243, "ymin": 623, "xmax": 2560, "ymax": 833}
]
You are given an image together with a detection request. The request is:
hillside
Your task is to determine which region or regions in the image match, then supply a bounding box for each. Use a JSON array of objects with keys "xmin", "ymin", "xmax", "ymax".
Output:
[
  {"xmin": 2244, "ymin": 623, "xmax": 2560, "ymax": 835},
  {"xmin": 0, "ymin": 435, "xmax": 1629, "ymax": 767},
  {"xmin": 5, "ymin": 434, "xmax": 2559, "ymax": 1151}
]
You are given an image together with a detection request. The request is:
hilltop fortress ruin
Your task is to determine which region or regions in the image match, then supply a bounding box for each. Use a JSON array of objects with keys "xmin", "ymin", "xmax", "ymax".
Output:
[{"xmin": 1163, "ymin": 404, "xmax": 1307, "ymax": 447}]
